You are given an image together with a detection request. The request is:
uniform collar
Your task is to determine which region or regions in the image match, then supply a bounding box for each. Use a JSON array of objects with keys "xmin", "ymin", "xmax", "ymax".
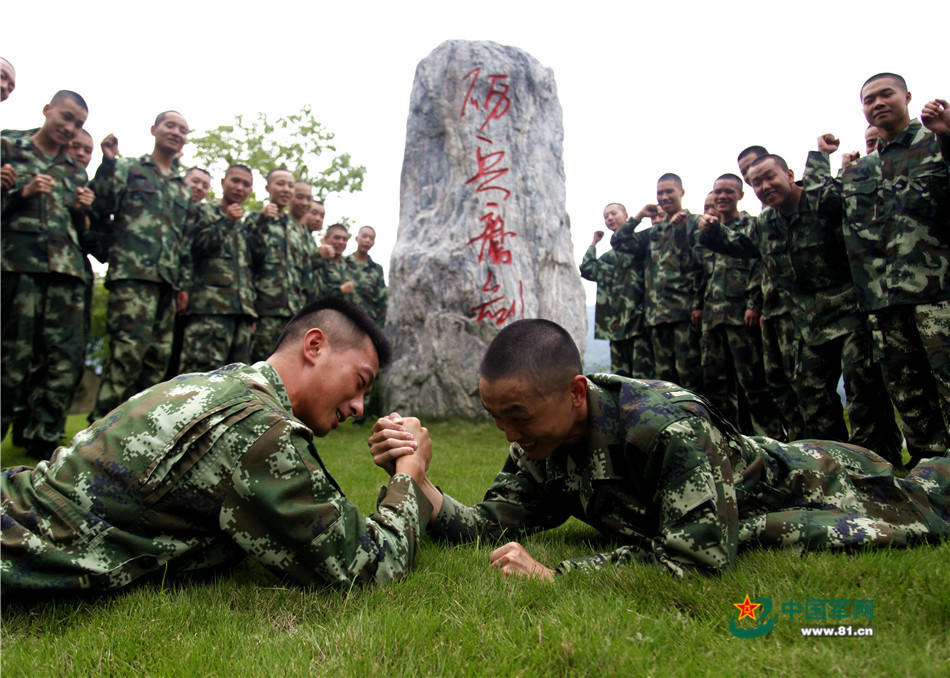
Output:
[
  {"xmin": 877, "ymin": 118, "xmax": 922, "ymax": 153},
  {"xmin": 253, "ymin": 361, "xmax": 294, "ymax": 413}
]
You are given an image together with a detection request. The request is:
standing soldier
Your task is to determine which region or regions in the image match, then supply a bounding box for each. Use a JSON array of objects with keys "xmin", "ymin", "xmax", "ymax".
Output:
[
  {"xmin": 836, "ymin": 73, "xmax": 950, "ymax": 463},
  {"xmin": 317, "ymin": 223, "xmax": 354, "ymax": 301},
  {"xmin": 346, "ymin": 226, "xmax": 387, "ymax": 328},
  {"xmin": 1, "ymin": 90, "xmax": 95, "ymax": 459},
  {"xmin": 179, "ymin": 165, "xmax": 258, "ymax": 373},
  {"xmin": 306, "ymin": 199, "xmax": 326, "ymax": 236},
  {"xmin": 579, "ymin": 203, "xmax": 649, "ymax": 377},
  {"xmin": 288, "ymin": 180, "xmax": 324, "ymax": 301},
  {"xmin": 87, "ymin": 111, "xmax": 194, "ymax": 419}
]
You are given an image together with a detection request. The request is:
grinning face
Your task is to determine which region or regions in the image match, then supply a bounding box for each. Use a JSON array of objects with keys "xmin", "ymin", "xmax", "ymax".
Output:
[
  {"xmin": 748, "ymin": 158, "xmax": 795, "ymax": 210},
  {"xmin": 185, "ymin": 169, "xmax": 211, "ymax": 202},
  {"xmin": 479, "ymin": 374, "xmax": 586, "ymax": 462},
  {"xmin": 67, "ymin": 133, "xmax": 94, "ymax": 168},
  {"xmin": 290, "ymin": 182, "xmax": 313, "ymax": 220},
  {"xmin": 860, "ymin": 77, "xmax": 911, "ymax": 135},
  {"xmin": 712, "ymin": 178, "xmax": 743, "ymax": 219},
  {"xmin": 602, "ymin": 203, "xmax": 628, "ymax": 231},
  {"xmin": 151, "ymin": 111, "xmax": 189, "ymax": 155},
  {"xmin": 325, "ymin": 227, "xmax": 349, "ymax": 255},
  {"xmin": 221, "ymin": 168, "xmax": 253, "ymax": 205},
  {"xmin": 656, "ymin": 179, "xmax": 684, "ymax": 216},
  {"xmin": 266, "ymin": 170, "xmax": 295, "ymax": 207},
  {"xmin": 40, "ymin": 97, "xmax": 88, "ymax": 148}
]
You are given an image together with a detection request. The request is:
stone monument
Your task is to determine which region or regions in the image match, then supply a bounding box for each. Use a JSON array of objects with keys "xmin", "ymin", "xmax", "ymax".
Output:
[{"xmin": 384, "ymin": 40, "xmax": 586, "ymax": 418}]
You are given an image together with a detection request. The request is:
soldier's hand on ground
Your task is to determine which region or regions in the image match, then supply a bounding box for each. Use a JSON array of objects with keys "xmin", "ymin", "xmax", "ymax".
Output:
[
  {"xmin": 176, "ymin": 290, "xmax": 188, "ymax": 313},
  {"xmin": 340, "ymin": 281, "xmax": 355, "ymax": 295},
  {"xmin": 921, "ymin": 98, "xmax": 950, "ymax": 136},
  {"xmin": 635, "ymin": 204, "xmax": 659, "ymax": 221},
  {"xmin": 22, "ymin": 173, "xmax": 54, "ymax": 197},
  {"xmin": 1, "ymin": 163, "xmax": 16, "ymax": 189},
  {"xmin": 744, "ymin": 309, "xmax": 760, "ymax": 328},
  {"xmin": 73, "ymin": 186, "xmax": 94, "ymax": 209},
  {"xmin": 489, "ymin": 542, "xmax": 554, "ymax": 582},
  {"xmin": 840, "ymin": 151, "xmax": 860, "ymax": 169},
  {"xmin": 100, "ymin": 134, "xmax": 118, "ymax": 160},
  {"xmin": 817, "ymin": 133, "xmax": 840, "ymax": 154},
  {"xmin": 690, "ymin": 308, "xmax": 702, "ymax": 328},
  {"xmin": 698, "ymin": 213, "xmax": 719, "ymax": 231},
  {"xmin": 592, "ymin": 230, "xmax": 604, "ymax": 245},
  {"xmin": 225, "ymin": 203, "xmax": 243, "ymax": 222},
  {"xmin": 369, "ymin": 412, "xmax": 417, "ymax": 476},
  {"xmin": 262, "ymin": 203, "xmax": 279, "ymax": 219}
]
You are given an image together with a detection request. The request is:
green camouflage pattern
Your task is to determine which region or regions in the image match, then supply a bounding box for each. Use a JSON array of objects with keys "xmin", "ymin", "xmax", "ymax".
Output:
[
  {"xmin": 246, "ymin": 211, "xmax": 312, "ymax": 318},
  {"xmin": 317, "ymin": 256, "xmax": 350, "ymax": 301},
  {"xmin": 579, "ymin": 243, "xmax": 645, "ymax": 341},
  {"xmin": 91, "ymin": 280, "xmax": 177, "ymax": 419},
  {"xmin": 250, "ymin": 315, "xmax": 290, "ymax": 363},
  {"xmin": 88, "ymin": 155, "xmax": 191, "ymax": 287},
  {"xmin": 1, "ymin": 131, "xmax": 90, "ymax": 281},
  {"xmin": 1, "ymin": 273, "xmax": 86, "ymax": 445},
  {"xmin": 1, "ymin": 362, "xmax": 432, "ymax": 593},
  {"xmin": 648, "ymin": 322, "xmax": 702, "ymax": 394},
  {"xmin": 838, "ymin": 119, "xmax": 950, "ymax": 312},
  {"xmin": 180, "ymin": 314, "xmax": 254, "ymax": 374},
  {"xmin": 915, "ymin": 300, "xmax": 950, "ymax": 415},
  {"xmin": 345, "ymin": 253, "xmax": 388, "ymax": 327},
  {"xmin": 430, "ymin": 374, "xmax": 950, "ymax": 577},
  {"xmin": 761, "ymin": 313, "xmax": 804, "ymax": 441},
  {"xmin": 698, "ymin": 212, "xmax": 759, "ymax": 331}
]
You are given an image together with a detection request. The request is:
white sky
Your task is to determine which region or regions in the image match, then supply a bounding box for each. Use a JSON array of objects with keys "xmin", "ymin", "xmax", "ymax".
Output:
[{"xmin": 3, "ymin": 0, "xmax": 947, "ymax": 305}]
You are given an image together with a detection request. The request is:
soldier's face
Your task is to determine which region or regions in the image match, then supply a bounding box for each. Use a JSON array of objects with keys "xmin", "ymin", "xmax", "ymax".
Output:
[
  {"xmin": 222, "ymin": 168, "xmax": 252, "ymax": 205},
  {"xmin": 326, "ymin": 228, "xmax": 349, "ymax": 255},
  {"xmin": 703, "ymin": 193, "xmax": 717, "ymax": 216},
  {"xmin": 860, "ymin": 77, "xmax": 911, "ymax": 132},
  {"xmin": 0, "ymin": 60, "xmax": 14, "ymax": 101},
  {"xmin": 656, "ymin": 180, "xmax": 683, "ymax": 215},
  {"xmin": 185, "ymin": 170, "xmax": 211, "ymax": 202},
  {"xmin": 266, "ymin": 171, "xmax": 295, "ymax": 207},
  {"xmin": 748, "ymin": 159, "xmax": 795, "ymax": 210},
  {"xmin": 864, "ymin": 126, "xmax": 880, "ymax": 154},
  {"xmin": 602, "ymin": 204, "xmax": 627, "ymax": 231},
  {"xmin": 151, "ymin": 112, "xmax": 189, "ymax": 155},
  {"xmin": 67, "ymin": 135, "xmax": 94, "ymax": 168},
  {"xmin": 356, "ymin": 228, "xmax": 375, "ymax": 253},
  {"xmin": 41, "ymin": 98, "xmax": 88, "ymax": 147},
  {"xmin": 479, "ymin": 374, "xmax": 586, "ymax": 461},
  {"xmin": 290, "ymin": 184, "xmax": 313, "ymax": 219},
  {"xmin": 712, "ymin": 179, "xmax": 742, "ymax": 217},
  {"xmin": 737, "ymin": 153, "xmax": 761, "ymax": 185},
  {"xmin": 306, "ymin": 203, "xmax": 326, "ymax": 232},
  {"xmin": 298, "ymin": 332, "xmax": 378, "ymax": 436}
]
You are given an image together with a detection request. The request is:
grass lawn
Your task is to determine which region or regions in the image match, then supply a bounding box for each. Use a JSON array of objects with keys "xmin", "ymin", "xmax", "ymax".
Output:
[{"xmin": 3, "ymin": 416, "xmax": 949, "ymax": 677}]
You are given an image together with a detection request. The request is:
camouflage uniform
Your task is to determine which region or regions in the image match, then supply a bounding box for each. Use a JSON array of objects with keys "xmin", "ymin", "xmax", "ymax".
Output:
[
  {"xmin": 1, "ymin": 131, "xmax": 90, "ymax": 451},
  {"xmin": 179, "ymin": 203, "xmax": 259, "ymax": 373},
  {"xmin": 87, "ymin": 154, "xmax": 192, "ymax": 418},
  {"xmin": 430, "ymin": 374, "xmax": 950, "ymax": 577},
  {"xmin": 696, "ymin": 212, "xmax": 783, "ymax": 436},
  {"xmin": 0, "ymin": 362, "xmax": 433, "ymax": 594},
  {"xmin": 611, "ymin": 215, "xmax": 703, "ymax": 390},
  {"xmin": 759, "ymin": 273, "xmax": 804, "ymax": 441},
  {"xmin": 838, "ymin": 120, "xmax": 950, "ymax": 450},
  {"xmin": 701, "ymin": 152, "xmax": 904, "ymax": 465},
  {"xmin": 345, "ymin": 253, "xmax": 388, "ymax": 327},
  {"xmin": 579, "ymin": 242, "xmax": 651, "ymax": 377},
  {"xmin": 246, "ymin": 212, "xmax": 314, "ymax": 361}
]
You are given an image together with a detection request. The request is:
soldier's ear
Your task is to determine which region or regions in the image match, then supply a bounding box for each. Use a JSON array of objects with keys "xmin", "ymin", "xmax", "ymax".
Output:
[
  {"xmin": 569, "ymin": 375, "xmax": 588, "ymax": 407},
  {"xmin": 302, "ymin": 328, "xmax": 327, "ymax": 366}
]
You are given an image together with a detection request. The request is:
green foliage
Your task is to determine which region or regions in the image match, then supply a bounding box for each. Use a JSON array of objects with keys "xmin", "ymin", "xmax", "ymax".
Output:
[
  {"xmin": 4, "ymin": 418, "xmax": 949, "ymax": 677},
  {"xmin": 188, "ymin": 106, "xmax": 366, "ymax": 212}
]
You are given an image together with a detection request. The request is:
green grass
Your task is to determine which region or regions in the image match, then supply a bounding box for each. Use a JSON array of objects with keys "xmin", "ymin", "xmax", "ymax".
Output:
[{"xmin": 3, "ymin": 417, "xmax": 949, "ymax": 677}]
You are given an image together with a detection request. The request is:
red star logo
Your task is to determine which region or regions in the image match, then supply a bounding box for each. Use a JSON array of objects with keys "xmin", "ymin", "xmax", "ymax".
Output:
[{"xmin": 733, "ymin": 595, "xmax": 761, "ymax": 621}]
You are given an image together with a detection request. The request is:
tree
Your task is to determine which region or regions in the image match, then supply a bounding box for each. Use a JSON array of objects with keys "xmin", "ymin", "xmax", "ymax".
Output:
[{"xmin": 187, "ymin": 105, "xmax": 365, "ymax": 211}]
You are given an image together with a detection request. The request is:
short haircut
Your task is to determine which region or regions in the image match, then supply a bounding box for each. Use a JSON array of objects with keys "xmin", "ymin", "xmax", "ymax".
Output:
[
  {"xmin": 154, "ymin": 110, "xmax": 184, "ymax": 126},
  {"xmin": 737, "ymin": 146, "xmax": 768, "ymax": 164},
  {"xmin": 186, "ymin": 167, "xmax": 210, "ymax": 179},
  {"xmin": 358, "ymin": 225, "xmax": 376, "ymax": 235},
  {"xmin": 326, "ymin": 223, "xmax": 348, "ymax": 236},
  {"xmin": 50, "ymin": 90, "xmax": 88, "ymax": 112},
  {"xmin": 861, "ymin": 72, "xmax": 907, "ymax": 94},
  {"xmin": 266, "ymin": 167, "xmax": 292, "ymax": 183},
  {"xmin": 479, "ymin": 319, "xmax": 582, "ymax": 395},
  {"xmin": 75, "ymin": 128, "xmax": 93, "ymax": 140},
  {"xmin": 313, "ymin": 200, "xmax": 324, "ymax": 206},
  {"xmin": 225, "ymin": 164, "xmax": 252, "ymax": 177},
  {"xmin": 273, "ymin": 297, "xmax": 391, "ymax": 369},
  {"xmin": 294, "ymin": 180, "xmax": 311, "ymax": 188},
  {"xmin": 604, "ymin": 202, "xmax": 627, "ymax": 215},
  {"xmin": 749, "ymin": 154, "xmax": 789, "ymax": 173},
  {"xmin": 715, "ymin": 173, "xmax": 743, "ymax": 189},
  {"xmin": 657, "ymin": 173, "xmax": 683, "ymax": 188}
]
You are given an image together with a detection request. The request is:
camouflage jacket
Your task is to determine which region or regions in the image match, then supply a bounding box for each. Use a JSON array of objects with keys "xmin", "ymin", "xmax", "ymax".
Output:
[
  {"xmin": 246, "ymin": 211, "xmax": 313, "ymax": 318},
  {"xmin": 0, "ymin": 362, "xmax": 433, "ymax": 593},
  {"xmin": 579, "ymin": 244, "xmax": 645, "ymax": 340},
  {"xmin": 345, "ymin": 253, "xmax": 388, "ymax": 327},
  {"xmin": 610, "ymin": 214, "xmax": 704, "ymax": 326},
  {"xmin": 696, "ymin": 212, "xmax": 760, "ymax": 331},
  {"xmin": 1, "ymin": 130, "xmax": 90, "ymax": 282},
  {"xmin": 317, "ymin": 256, "xmax": 349, "ymax": 302},
  {"xmin": 838, "ymin": 119, "xmax": 950, "ymax": 311},
  {"xmin": 700, "ymin": 153, "xmax": 865, "ymax": 346},
  {"xmin": 88, "ymin": 154, "xmax": 192, "ymax": 288},
  {"xmin": 430, "ymin": 374, "xmax": 950, "ymax": 577},
  {"xmin": 184, "ymin": 203, "xmax": 258, "ymax": 318}
]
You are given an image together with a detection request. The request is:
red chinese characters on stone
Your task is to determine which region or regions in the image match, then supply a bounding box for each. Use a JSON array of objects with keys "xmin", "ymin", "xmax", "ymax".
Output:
[
  {"xmin": 468, "ymin": 204, "xmax": 515, "ymax": 265},
  {"xmin": 464, "ymin": 145, "xmax": 511, "ymax": 201},
  {"xmin": 469, "ymin": 281, "xmax": 525, "ymax": 326},
  {"xmin": 460, "ymin": 68, "xmax": 512, "ymax": 131}
]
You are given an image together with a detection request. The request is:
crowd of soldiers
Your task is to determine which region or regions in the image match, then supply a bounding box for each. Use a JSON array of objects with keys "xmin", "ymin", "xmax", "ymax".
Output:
[
  {"xmin": 0, "ymin": 58, "xmax": 388, "ymax": 461},
  {"xmin": 581, "ymin": 72, "xmax": 949, "ymax": 470}
]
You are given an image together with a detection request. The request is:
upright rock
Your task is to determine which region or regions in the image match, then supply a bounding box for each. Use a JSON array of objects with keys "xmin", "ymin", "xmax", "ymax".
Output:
[{"xmin": 385, "ymin": 40, "xmax": 586, "ymax": 417}]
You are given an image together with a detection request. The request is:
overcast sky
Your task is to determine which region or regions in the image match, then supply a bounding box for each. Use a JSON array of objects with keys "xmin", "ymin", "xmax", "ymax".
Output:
[{"xmin": 3, "ymin": 0, "xmax": 947, "ymax": 305}]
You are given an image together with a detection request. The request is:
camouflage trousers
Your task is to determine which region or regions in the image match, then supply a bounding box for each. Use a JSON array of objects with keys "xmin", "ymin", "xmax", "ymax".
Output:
[
  {"xmin": 610, "ymin": 332, "xmax": 653, "ymax": 379},
  {"xmin": 1, "ymin": 272, "xmax": 86, "ymax": 445},
  {"xmin": 250, "ymin": 315, "xmax": 291, "ymax": 363},
  {"xmin": 795, "ymin": 329, "xmax": 903, "ymax": 467},
  {"xmin": 180, "ymin": 314, "xmax": 255, "ymax": 374},
  {"xmin": 650, "ymin": 321, "xmax": 702, "ymax": 392},
  {"xmin": 914, "ymin": 300, "xmax": 950, "ymax": 422},
  {"xmin": 761, "ymin": 313, "xmax": 804, "ymax": 441},
  {"xmin": 868, "ymin": 305, "xmax": 950, "ymax": 464},
  {"xmin": 702, "ymin": 323, "xmax": 785, "ymax": 438},
  {"xmin": 92, "ymin": 280, "xmax": 176, "ymax": 419}
]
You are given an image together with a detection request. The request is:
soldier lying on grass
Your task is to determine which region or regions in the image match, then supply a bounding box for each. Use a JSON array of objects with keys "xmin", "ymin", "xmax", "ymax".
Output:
[
  {"xmin": 370, "ymin": 318, "xmax": 950, "ymax": 580},
  {"xmin": 1, "ymin": 299, "xmax": 441, "ymax": 595}
]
